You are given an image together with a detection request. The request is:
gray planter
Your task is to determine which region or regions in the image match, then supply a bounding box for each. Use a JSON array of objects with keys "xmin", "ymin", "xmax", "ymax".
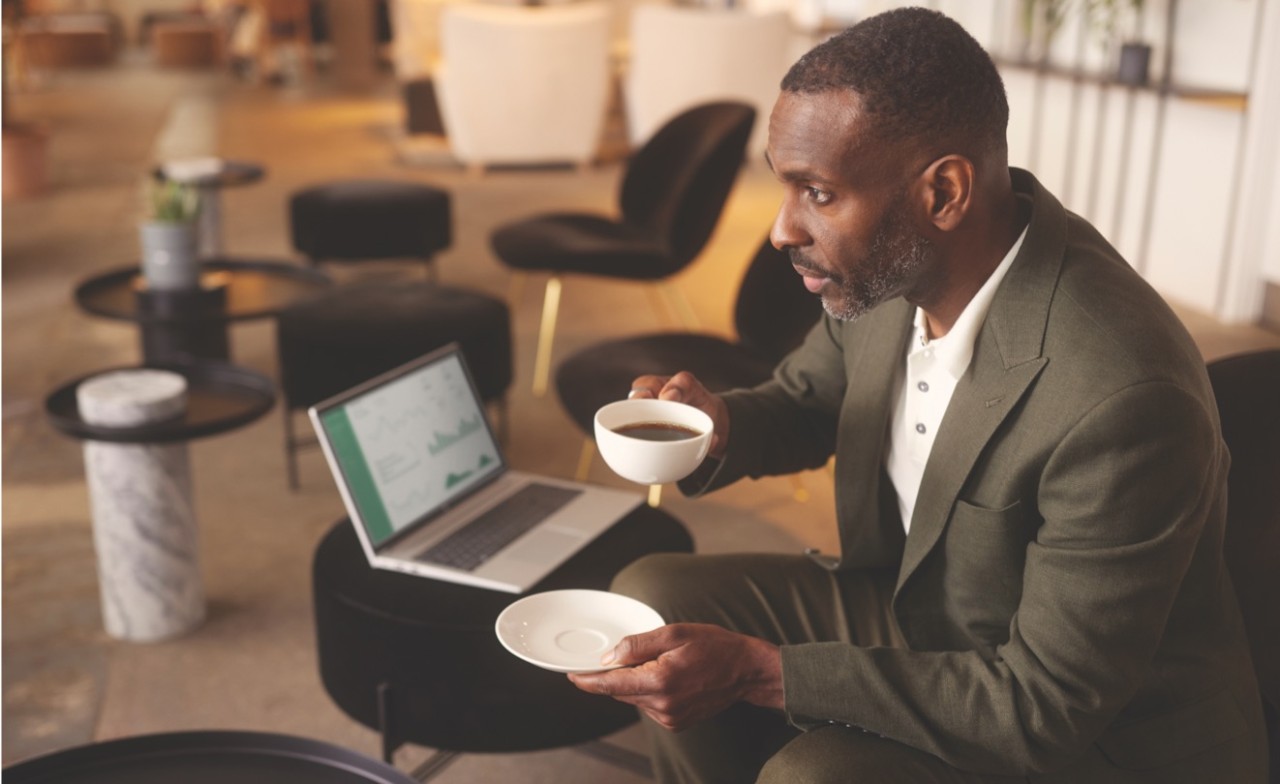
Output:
[
  {"xmin": 139, "ymin": 221, "xmax": 200, "ymax": 290},
  {"xmin": 1117, "ymin": 41, "xmax": 1152, "ymax": 87}
]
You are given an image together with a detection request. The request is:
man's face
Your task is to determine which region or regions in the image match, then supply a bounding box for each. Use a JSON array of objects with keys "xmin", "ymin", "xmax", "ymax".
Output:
[{"xmin": 766, "ymin": 90, "xmax": 935, "ymax": 322}]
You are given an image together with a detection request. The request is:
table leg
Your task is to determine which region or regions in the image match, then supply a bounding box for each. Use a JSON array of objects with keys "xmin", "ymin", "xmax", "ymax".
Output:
[
  {"xmin": 141, "ymin": 320, "xmax": 232, "ymax": 364},
  {"xmin": 197, "ymin": 185, "xmax": 223, "ymax": 258},
  {"xmin": 78, "ymin": 370, "xmax": 205, "ymax": 641}
]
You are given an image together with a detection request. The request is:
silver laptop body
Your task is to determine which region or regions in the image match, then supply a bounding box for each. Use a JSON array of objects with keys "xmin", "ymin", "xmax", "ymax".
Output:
[{"xmin": 309, "ymin": 343, "xmax": 642, "ymax": 593}]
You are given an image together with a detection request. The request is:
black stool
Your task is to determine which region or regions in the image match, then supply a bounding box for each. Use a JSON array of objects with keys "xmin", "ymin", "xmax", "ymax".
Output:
[
  {"xmin": 276, "ymin": 281, "xmax": 512, "ymax": 489},
  {"xmin": 289, "ymin": 180, "xmax": 451, "ymax": 278},
  {"xmin": 312, "ymin": 506, "xmax": 693, "ymax": 779}
]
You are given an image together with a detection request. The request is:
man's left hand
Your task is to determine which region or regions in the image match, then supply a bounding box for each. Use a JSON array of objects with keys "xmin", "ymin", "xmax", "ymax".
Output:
[{"xmin": 567, "ymin": 623, "xmax": 783, "ymax": 732}]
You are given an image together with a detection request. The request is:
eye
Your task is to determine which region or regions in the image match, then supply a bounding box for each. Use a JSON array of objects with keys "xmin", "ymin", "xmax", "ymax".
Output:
[{"xmin": 805, "ymin": 186, "xmax": 832, "ymax": 205}]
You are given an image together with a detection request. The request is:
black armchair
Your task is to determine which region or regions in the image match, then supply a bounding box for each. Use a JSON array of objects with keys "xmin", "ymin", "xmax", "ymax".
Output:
[
  {"xmin": 1207, "ymin": 348, "xmax": 1280, "ymax": 771},
  {"xmin": 554, "ymin": 234, "xmax": 822, "ymax": 499},
  {"xmin": 490, "ymin": 101, "xmax": 756, "ymax": 396}
]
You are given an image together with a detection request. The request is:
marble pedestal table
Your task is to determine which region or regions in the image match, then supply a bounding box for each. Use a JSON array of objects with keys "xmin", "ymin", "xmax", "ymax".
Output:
[
  {"xmin": 77, "ymin": 368, "xmax": 202, "ymax": 641},
  {"xmin": 46, "ymin": 361, "xmax": 277, "ymax": 642}
]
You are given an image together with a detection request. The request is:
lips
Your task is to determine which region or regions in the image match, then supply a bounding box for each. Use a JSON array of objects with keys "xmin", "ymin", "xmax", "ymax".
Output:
[{"xmin": 793, "ymin": 264, "xmax": 831, "ymax": 294}]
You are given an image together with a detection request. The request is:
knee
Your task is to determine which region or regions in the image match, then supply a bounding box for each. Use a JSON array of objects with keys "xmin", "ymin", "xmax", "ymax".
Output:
[
  {"xmin": 610, "ymin": 552, "xmax": 704, "ymax": 621},
  {"xmin": 757, "ymin": 727, "xmax": 926, "ymax": 784}
]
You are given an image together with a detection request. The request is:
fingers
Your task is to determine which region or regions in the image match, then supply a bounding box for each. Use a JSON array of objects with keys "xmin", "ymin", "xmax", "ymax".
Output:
[
  {"xmin": 628, "ymin": 375, "xmax": 669, "ymax": 400},
  {"xmin": 628, "ymin": 372, "xmax": 704, "ymax": 403},
  {"xmin": 657, "ymin": 371, "xmax": 701, "ymax": 404},
  {"xmin": 607, "ymin": 627, "xmax": 670, "ymax": 667},
  {"xmin": 567, "ymin": 660, "xmax": 657, "ymax": 697}
]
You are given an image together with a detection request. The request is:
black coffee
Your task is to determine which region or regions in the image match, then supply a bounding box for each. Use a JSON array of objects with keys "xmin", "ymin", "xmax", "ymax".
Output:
[{"xmin": 613, "ymin": 421, "xmax": 702, "ymax": 442}]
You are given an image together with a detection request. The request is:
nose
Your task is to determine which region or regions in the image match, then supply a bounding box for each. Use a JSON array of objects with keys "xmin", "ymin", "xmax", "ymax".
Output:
[{"xmin": 770, "ymin": 194, "xmax": 808, "ymax": 252}]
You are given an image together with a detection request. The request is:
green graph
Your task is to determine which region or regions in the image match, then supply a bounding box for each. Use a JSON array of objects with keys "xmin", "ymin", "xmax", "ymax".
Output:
[
  {"xmin": 444, "ymin": 452, "xmax": 496, "ymax": 490},
  {"xmin": 427, "ymin": 415, "xmax": 483, "ymax": 456}
]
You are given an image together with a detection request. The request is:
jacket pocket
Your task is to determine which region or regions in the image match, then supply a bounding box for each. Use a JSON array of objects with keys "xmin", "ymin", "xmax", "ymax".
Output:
[{"xmin": 940, "ymin": 499, "xmax": 1032, "ymax": 648}]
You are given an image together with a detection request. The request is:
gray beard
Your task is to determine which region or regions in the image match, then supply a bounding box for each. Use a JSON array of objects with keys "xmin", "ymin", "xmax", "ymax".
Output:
[{"xmin": 822, "ymin": 213, "xmax": 932, "ymax": 322}]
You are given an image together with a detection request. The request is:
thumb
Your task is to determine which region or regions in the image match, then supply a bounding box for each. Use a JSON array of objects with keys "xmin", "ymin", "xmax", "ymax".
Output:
[{"xmin": 603, "ymin": 627, "xmax": 669, "ymax": 666}]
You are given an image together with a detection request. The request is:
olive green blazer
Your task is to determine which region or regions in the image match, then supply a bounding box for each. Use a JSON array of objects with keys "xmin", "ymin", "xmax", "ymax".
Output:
[{"xmin": 695, "ymin": 170, "xmax": 1267, "ymax": 781}]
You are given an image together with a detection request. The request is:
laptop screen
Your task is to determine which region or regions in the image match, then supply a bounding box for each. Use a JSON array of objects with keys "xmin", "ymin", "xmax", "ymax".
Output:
[{"xmin": 314, "ymin": 349, "xmax": 506, "ymax": 548}]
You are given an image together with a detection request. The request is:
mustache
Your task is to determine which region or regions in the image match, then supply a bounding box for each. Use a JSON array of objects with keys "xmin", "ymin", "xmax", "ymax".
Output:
[{"xmin": 788, "ymin": 248, "xmax": 836, "ymax": 281}]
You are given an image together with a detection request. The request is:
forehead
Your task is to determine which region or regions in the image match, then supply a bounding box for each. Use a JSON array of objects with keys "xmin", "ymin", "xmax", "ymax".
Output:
[{"xmin": 766, "ymin": 90, "xmax": 895, "ymax": 186}]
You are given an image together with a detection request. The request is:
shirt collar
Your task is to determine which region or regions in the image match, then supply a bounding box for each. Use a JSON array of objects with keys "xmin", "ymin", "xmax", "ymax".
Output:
[{"xmin": 909, "ymin": 221, "xmax": 1030, "ymax": 380}]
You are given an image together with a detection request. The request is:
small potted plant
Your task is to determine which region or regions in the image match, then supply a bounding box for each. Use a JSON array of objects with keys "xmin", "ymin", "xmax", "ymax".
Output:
[
  {"xmin": 1088, "ymin": 0, "xmax": 1151, "ymax": 86},
  {"xmin": 139, "ymin": 179, "xmax": 202, "ymax": 290},
  {"xmin": 1017, "ymin": 0, "xmax": 1073, "ymax": 65}
]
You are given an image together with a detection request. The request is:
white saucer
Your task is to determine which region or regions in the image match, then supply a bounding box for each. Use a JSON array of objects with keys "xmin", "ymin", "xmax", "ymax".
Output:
[{"xmin": 495, "ymin": 589, "xmax": 665, "ymax": 673}]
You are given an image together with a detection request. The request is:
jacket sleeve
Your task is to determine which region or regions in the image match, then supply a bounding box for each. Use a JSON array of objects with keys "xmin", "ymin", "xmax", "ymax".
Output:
[
  {"xmin": 679, "ymin": 314, "xmax": 851, "ymax": 497},
  {"xmin": 780, "ymin": 380, "xmax": 1227, "ymax": 775}
]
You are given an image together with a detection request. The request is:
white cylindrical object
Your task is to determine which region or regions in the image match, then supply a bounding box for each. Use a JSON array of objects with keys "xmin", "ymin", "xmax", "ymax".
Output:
[{"xmin": 77, "ymin": 369, "xmax": 204, "ymax": 642}]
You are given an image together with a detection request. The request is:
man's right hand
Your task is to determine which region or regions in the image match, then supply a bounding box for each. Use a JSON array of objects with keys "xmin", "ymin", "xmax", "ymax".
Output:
[{"xmin": 628, "ymin": 371, "xmax": 730, "ymax": 459}]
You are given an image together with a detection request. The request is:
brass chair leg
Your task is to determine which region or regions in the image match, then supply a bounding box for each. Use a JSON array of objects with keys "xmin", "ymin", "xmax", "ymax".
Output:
[
  {"xmin": 575, "ymin": 438, "xmax": 595, "ymax": 482},
  {"xmin": 647, "ymin": 484, "xmax": 662, "ymax": 507},
  {"xmin": 660, "ymin": 281, "xmax": 699, "ymax": 329},
  {"xmin": 646, "ymin": 284, "xmax": 676, "ymax": 326},
  {"xmin": 532, "ymin": 275, "xmax": 562, "ymax": 397},
  {"xmin": 790, "ymin": 473, "xmax": 809, "ymax": 503}
]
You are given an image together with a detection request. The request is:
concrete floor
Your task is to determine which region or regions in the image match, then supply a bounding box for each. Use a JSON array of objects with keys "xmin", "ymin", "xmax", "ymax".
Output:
[{"xmin": 3, "ymin": 56, "xmax": 1279, "ymax": 778}]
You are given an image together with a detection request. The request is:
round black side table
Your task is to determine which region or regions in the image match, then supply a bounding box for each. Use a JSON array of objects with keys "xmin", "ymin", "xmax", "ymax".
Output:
[
  {"xmin": 73, "ymin": 258, "xmax": 333, "ymax": 364},
  {"xmin": 45, "ymin": 360, "xmax": 275, "ymax": 443},
  {"xmin": 3, "ymin": 730, "xmax": 419, "ymax": 784},
  {"xmin": 312, "ymin": 505, "xmax": 693, "ymax": 777}
]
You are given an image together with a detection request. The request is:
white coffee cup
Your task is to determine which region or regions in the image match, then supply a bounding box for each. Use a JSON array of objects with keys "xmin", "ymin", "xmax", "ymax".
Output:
[{"xmin": 594, "ymin": 399, "xmax": 714, "ymax": 485}]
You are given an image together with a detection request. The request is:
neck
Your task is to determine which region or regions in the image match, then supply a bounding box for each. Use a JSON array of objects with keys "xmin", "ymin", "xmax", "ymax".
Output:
[{"xmin": 917, "ymin": 172, "xmax": 1026, "ymax": 340}]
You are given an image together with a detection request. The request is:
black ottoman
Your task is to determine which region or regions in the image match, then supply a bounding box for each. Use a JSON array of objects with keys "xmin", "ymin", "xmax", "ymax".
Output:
[
  {"xmin": 289, "ymin": 180, "xmax": 451, "ymax": 277},
  {"xmin": 276, "ymin": 281, "xmax": 512, "ymax": 489},
  {"xmin": 312, "ymin": 506, "xmax": 693, "ymax": 770}
]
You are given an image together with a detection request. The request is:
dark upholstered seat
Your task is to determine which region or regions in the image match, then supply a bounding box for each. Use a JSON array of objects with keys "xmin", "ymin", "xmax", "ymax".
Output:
[
  {"xmin": 1207, "ymin": 348, "xmax": 1280, "ymax": 771},
  {"xmin": 490, "ymin": 101, "xmax": 755, "ymax": 396},
  {"xmin": 289, "ymin": 180, "xmax": 451, "ymax": 276},
  {"xmin": 555, "ymin": 235, "xmax": 822, "ymax": 475},
  {"xmin": 311, "ymin": 507, "xmax": 692, "ymax": 774},
  {"xmin": 276, "ymin": 281, "xmax": 511, "ymax": 489}
]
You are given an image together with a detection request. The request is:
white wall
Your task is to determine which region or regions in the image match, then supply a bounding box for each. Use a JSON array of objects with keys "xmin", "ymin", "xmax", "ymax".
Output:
[{"xmin": 862, "ymin": 0, "xmax": 1274, "ymax": 321}]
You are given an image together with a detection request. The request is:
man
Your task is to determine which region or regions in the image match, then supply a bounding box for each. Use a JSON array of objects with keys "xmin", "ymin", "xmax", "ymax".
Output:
[{"xmin": 568, "ymin": 8, "xmax": 1267, "ymax": 783}]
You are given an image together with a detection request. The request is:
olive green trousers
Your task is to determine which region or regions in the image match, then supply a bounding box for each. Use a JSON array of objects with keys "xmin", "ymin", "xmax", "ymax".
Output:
[{"xmin": 610, "ymin": 552, "xmax": 1025, "ymax": 784}]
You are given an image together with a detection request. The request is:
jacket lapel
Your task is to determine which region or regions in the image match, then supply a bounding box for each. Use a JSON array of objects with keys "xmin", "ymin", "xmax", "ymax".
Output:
[
  {"xmin": 832, "ymin": 298, "xmax": 913, "ymax": 568},
  {"xmin": 894, "ymin": 169, "xmax": 1066, "ymax": 595}
]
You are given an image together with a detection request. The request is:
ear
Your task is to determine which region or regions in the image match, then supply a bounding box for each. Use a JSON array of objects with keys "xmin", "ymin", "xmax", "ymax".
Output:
[{"xmin": 916, "ymin": 155, "xmax": 974, "ymax": 233}]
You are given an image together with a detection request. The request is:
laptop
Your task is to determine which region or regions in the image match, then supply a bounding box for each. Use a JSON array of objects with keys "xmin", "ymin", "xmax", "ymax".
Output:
[{"xmin": 309, "ymin": 343, "xmax": 643, "ymax": 593}]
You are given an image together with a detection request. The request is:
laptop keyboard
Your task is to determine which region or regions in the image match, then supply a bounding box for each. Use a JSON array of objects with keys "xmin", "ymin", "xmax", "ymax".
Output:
[{"xmin": 414, "ymin": 483, "xmax": 582, "ymax": 572}]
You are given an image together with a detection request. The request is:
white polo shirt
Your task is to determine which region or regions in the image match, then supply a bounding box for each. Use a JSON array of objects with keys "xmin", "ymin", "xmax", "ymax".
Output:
[{"xmin": 885, "ymin": 225, "xmax": 1028, "ymax": 532}]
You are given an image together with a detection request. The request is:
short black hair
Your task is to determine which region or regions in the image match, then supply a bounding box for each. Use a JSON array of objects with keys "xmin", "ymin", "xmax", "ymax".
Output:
[{"xmin": 782, "ymin": 8, "xmax": 1008, "ymax": 158}]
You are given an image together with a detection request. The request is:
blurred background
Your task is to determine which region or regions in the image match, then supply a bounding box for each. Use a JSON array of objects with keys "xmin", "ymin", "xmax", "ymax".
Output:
[{"xmin": 3, "ymin": 0, "xmax": 1279, "ymax": 780}]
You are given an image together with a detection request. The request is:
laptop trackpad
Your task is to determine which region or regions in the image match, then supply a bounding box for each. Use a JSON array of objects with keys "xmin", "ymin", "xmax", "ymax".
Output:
[{"xmin": 505, "ymin": 529, "xmax": 582, "ymax": 564}]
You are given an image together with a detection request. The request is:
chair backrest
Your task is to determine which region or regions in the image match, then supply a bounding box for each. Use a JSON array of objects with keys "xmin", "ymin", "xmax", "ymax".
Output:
[
  {"xmin": 1207, "ymin": 349, "xmax": 1280, "ymax": 734},
  {"xmin": 625, "ymin": 5, "xmax": 790, "ymax": 158},
  {"xmin": 619, "ymin": 101, "xmax": 755, "ymax": 272},
  {"xmin": 389, "ymin": 0, "xmax": 450, "ymax": 80},
  {"xmin": 733, "ymin": 236, "xmax": 823, "ymax": 363},
  {"xmin": 435, "ymin": 2, "xmax": 611, "ymax": 166}
]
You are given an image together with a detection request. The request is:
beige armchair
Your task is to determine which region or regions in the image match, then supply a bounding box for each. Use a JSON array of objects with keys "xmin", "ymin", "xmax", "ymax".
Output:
[
  {"xmin": 624, "ymin": 5, "xmax": 791, "ymax": 159},
  {"xmin": 434, "ymin": 2, "xmax": 612, "ymax": 170},
  {"xmin": 389, "ymin": 0, "xmax": 454, "ymax": 81}
]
